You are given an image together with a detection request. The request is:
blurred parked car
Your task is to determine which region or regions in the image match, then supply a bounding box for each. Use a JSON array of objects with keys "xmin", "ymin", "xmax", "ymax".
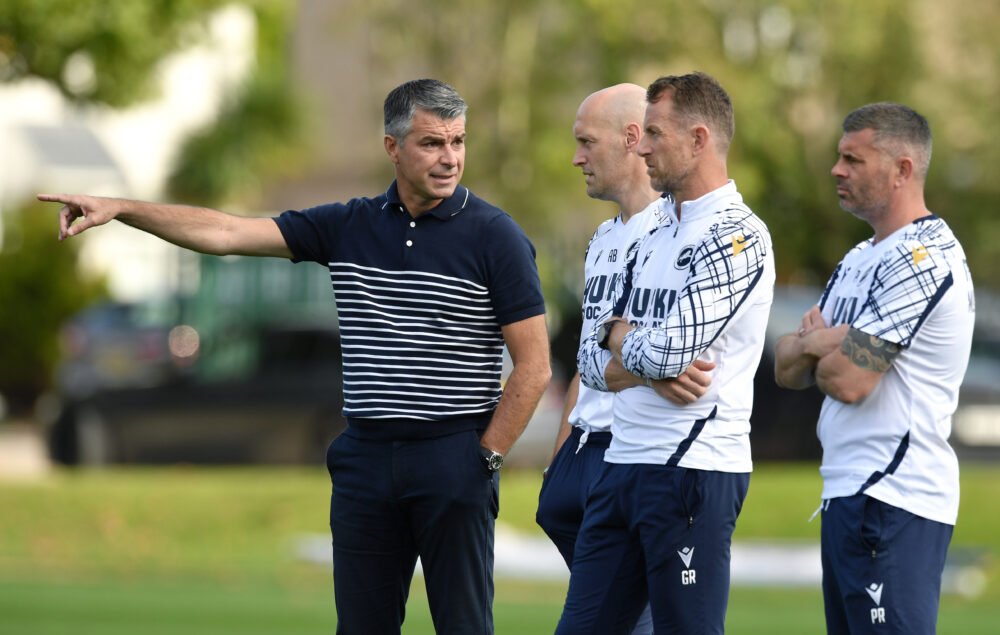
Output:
[
  {"xmin": 43, "ymin": 282, "xmax": 1000, "ymax": 466},
  {"xmin": 45, "ymin": 301, "xmax": 345, "ymax": 465},
  {"xmin": 750, "ymin": 286, "xmax": 827, "ymax": 461},
  {"xmin": 56, "ymin": 300, "xmax": 184, "ymax": 399}
]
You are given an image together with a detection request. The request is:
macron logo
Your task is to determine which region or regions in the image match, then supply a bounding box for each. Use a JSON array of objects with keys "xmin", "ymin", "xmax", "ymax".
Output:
[
  {"xmin": 865, "ymin": 583, "xmax": 884, "ymax": 606},
  {"xmin": 677, "ymin": 547, "xmax": 695, "ymax": 569},
  {"xmin": 732, "ymin": 233, "xmax": 748, "ymax": 256}
]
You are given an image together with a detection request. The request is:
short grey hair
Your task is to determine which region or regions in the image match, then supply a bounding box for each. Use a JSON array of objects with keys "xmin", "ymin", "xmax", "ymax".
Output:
[
  {"xmin": 383, "ymin": 79, "xmax": 467, "ymax": 142},
  {"xmin": 843, "ymin": 102, "xmax": 933, "ymax": 179}
]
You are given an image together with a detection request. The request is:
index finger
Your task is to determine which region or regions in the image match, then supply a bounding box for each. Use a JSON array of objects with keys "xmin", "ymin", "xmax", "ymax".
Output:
[{"xmin": 37, "ymin": 193, "xmax": 75, "ymax": 205}]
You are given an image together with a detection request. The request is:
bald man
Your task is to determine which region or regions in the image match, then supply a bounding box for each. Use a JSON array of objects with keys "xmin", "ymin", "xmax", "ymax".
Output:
[{"xmin": 536, "ymin": 84, "xmax": 714, "ymax": 635}]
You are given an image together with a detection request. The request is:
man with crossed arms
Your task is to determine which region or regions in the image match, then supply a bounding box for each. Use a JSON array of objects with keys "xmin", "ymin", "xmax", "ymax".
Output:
[{"xmin": 775, "ymin": 102, "xmax": 974, "ymax": 634}]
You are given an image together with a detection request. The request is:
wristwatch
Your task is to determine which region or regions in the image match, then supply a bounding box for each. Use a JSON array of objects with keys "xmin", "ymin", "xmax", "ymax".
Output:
[
  {"xmin": 597, "ymin": 317, "xmax": 625, "ymax": 350},
  {"xmin": 479, "ymin": 446, "xmax": 504, "ymax": 473}
]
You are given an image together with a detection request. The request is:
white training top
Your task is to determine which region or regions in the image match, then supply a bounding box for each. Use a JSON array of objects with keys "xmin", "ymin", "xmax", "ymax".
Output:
[
  {"xmin": 579, "ymin": 181, "xmax": 775, "ymax": 471},
  {"xmin": 817, "ymin": 215, "xmax": 974, "ymax": 526},
  {"xmin": 569, "ymin": 196, "xmax": 669, "ymax": 435}
]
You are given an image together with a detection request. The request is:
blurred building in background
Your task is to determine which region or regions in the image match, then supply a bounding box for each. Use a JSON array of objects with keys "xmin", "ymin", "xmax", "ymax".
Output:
[{"xmin": 0, "ymin": 4, "xmax": 256, "ymax": 301}]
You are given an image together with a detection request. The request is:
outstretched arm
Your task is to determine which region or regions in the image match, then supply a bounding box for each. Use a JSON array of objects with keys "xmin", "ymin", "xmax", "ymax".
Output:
[{"xmin": 38, "ymin": 194, "xmax": 292, "ymax": 259}]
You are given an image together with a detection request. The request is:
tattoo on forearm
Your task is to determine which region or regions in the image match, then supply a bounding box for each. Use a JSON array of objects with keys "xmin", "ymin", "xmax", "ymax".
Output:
[{"xmin": 840, "ymin": 328, "xmax": 901, "ymax": 372}]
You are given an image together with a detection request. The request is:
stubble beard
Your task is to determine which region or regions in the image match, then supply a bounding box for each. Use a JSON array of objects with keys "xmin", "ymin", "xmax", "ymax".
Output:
[
  {"xmin": 649, "ymin": 171, "xmax": 678, "ymax": 196},
  {"xmin": 838, "ymin": 191, "xmax": 888, "ymax": 225}
]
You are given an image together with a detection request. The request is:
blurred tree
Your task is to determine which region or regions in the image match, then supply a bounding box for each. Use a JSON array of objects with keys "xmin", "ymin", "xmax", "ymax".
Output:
[
  {"xmin": 354, "ymin": 0, "xmax": 929, "ymax": 278},
  {"xmin": 0, "ymin": 0, "xmax": 226, "ymax": 106},
  {"xmin": 916, "ymin": 0, "xmax": 1000, "ymax": 290},
  {"xmin": 318, "ymin": 0, "xmax": 998, "ymax": 373},
  {"xmin": 0, "ymin": 1, "xmax": 306, "ymax": 416},
  {"xmin": 167, "ymin": 1, "xmax": 306, "ymax": 208},
  {"xmin": 0, "ymin": 203, "xmax": 105, "ymax": 416}
]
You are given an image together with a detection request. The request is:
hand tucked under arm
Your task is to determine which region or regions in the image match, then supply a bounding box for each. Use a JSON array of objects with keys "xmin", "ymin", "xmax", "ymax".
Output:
[
  {"xmin": 650, "ymin": 359, "xmax": 715, "ymax": 405},
  {"xmin": 774, "ymin": 306, "xmax": 845, "ymax": 390}
]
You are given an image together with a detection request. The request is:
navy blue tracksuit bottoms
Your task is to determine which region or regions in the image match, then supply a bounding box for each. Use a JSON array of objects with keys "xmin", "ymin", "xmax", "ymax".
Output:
[
  {"xmin": 536, "ymin": 427, "xmax": 654, "ymax": 635},
  {"xmin": 556, "ymin": 463, "xmax": 749, "ymax": 635},
  {"xmin": 821, "ymin": 494, "xmax": 953, "ymax": 634}
]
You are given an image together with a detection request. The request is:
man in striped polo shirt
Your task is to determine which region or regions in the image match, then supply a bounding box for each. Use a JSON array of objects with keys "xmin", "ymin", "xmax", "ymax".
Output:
[
  {"xmin": 40, "ymin": 78, "xmax": 551, "ymax": 635},
  {"xmin": 775, "ymin": 103, "xmax": 974, "ymax": 634}
]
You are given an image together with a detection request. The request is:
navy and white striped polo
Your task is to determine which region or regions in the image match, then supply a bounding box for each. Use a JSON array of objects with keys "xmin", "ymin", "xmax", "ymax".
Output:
[{"xmin": 274, "ymin": 181, "xmax": 545, "ymax": 438}]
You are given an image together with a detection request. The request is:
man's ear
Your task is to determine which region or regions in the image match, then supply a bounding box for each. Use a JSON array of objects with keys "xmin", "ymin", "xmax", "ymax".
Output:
[
  {"xmin": 691, "ymin": 124, "xmax": 711, "ymax": 155},
  {"xmin": 894, "ymin": 156, "xmax": 915, "ymax": 187},
  {"xmin": 624, "ymin": 122, "xmax": 641, "ymax": 151},
  {"xmin": 384, "ymin": 135, "xmax": 399, "ymax": 163}
]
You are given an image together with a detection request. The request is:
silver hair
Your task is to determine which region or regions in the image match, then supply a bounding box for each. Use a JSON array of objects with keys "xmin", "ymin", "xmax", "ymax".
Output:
[{"xmin": 383, "ymin": 79, "xmax": 467, "ymax": 142}]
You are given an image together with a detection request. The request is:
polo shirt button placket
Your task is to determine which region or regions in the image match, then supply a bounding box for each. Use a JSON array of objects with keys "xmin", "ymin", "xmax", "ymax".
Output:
[{"xmin": 403, "ymin": 216, "xmax": 416, "ymax": 260}]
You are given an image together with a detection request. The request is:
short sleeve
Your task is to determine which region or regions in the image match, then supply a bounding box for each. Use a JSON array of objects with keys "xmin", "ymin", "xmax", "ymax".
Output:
[
  {"xmin": 273, "ymin": 203, "xmax": 347, "ymax": 264},
  {"xmin": 853, "ymin": 239, "xmax": 954, "ymax": 348},
  {"xmin": 483, "ymin": 214, "xmax": 546, "ymax": 325}
]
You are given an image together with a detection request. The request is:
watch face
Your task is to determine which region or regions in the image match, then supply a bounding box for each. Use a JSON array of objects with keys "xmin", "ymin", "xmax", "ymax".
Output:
[
  {"xmin": 598, "ymin": 321, "xmax": 614, "ymax": 349},
  {"xmin": 481, "ymin": 448, "xmax": 503, "ymax": 471}
]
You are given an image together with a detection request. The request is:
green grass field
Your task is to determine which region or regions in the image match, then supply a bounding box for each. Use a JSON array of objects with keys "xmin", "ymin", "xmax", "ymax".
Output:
[{"xmin": 1, "ymin": 463, "xmax": 997, "ymax": 634}]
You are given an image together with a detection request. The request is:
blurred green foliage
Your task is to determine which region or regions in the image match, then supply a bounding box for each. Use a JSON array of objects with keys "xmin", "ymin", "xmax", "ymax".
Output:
[
  {"xmin": 2, "ymin": 0, "xmax": 998, "ymax": 404},
  {"xmin": 0, "ymin": 204, "xmax": 105, "ymax": 415},
  {"xmin": 0, "ymin": 0, "xmax": 226, "ymax": 105},
  {"xmin": 167, "ymin": 1, "xmax": 306, "ymax": 208},
  {"xmin": 340, "ymin": 0, "xmax": 999, "ymax": 294},
  {"xmin": 0, "ymin": 1, "xmax": 305, "ymax": 412}
]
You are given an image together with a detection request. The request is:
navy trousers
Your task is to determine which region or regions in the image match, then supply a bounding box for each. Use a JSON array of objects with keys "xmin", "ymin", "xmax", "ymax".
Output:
[
  {"xmin": 536, "ymin": 427, "xmax": 653, "ymax": 635},
  {"xmin": 536, "ymin": 427, "xmax": 614, "ymax": 566},
  {"xmin": 556, "ymin": 464, "xmax": 749, "ymax": 635},
  {"xmin": 821, "ymin": 494, "xmax": 953, "ymax": 634},
  {"xmin": 327, "ymin": 428, "xmax": 498, "ymax": 635}
]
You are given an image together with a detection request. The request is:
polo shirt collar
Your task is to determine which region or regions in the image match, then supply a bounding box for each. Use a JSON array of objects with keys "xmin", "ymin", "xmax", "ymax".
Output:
[{"xmin": 383, "ymin": 181, "xmax": 471, "ymax": 220}]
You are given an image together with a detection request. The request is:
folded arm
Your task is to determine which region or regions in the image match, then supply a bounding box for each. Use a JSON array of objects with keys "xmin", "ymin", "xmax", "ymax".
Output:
[
  {"xmin": 815, "ymin": 327, "xmax": 898, "ymax": 403},
  {"xmin": 618, "ymin": 225, "xmax": 768, "ymax": 380},
  {"xmin": 774, "ymin": 305, "xmax": 844, "ymax": 389},
  {"xmin": 774, "ymin": 304, "xmax": 896, "ymax": 403},
  {"xmin": 578, "ymin": 324, "xmax": 714, "ymax": 405}
]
